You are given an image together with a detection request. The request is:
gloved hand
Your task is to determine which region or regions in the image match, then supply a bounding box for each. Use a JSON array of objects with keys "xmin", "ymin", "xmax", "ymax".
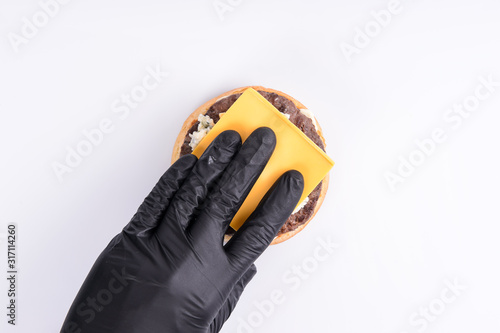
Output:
[{"xmin": 61, "ymin": 127, "xmax": 304, "ymax": 333}]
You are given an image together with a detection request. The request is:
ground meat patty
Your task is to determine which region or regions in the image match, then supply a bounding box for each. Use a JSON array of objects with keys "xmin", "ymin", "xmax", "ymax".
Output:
[{"xmin": 179, "ymin": 90, "xmax": 324, "ymax": 236}]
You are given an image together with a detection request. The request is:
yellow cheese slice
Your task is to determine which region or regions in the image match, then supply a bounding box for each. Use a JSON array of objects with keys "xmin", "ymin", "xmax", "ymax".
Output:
[{"xmin": 192, "ymin": 88, "xmax": 334, "ymax": 231}]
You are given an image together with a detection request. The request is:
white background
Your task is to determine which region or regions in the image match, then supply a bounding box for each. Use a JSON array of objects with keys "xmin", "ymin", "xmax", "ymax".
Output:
[{"xmin": 1, "ymin": 0, "xmax": 500, "ymax": 332}]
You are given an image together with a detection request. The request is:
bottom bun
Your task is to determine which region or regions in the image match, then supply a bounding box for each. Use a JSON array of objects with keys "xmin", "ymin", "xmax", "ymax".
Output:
[{"xmin": 172, "ymin": 86, "xmax": 330, "ymax": 245}]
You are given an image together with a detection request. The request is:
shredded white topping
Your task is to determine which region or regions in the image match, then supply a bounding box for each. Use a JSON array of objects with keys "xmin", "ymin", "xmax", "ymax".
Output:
[
  {"xmin": 189, "ymin": 114, "xmax": 214, "ymax": 150},
  {"xmin": 292, "ymin": 197, "xmax": 309, "ymax": 215},
  {"xmin": 299, "ymin": 109, "xmax": 318, "ymax": 131}
]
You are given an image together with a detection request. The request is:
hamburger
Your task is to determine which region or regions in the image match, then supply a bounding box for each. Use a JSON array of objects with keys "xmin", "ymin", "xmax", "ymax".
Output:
[{"xmin": 172, "ymin": 86, "xmax": 329, "ymax": 244}]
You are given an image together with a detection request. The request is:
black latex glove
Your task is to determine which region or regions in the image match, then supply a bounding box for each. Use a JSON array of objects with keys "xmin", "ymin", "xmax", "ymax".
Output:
[{"xmin": 61, "ymin": 127, "xmax": 304, "ymax": 333}]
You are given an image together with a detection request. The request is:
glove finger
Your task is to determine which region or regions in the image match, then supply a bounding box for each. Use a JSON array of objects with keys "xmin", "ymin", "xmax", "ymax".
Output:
[
  {"xmin": 158, "ymin": 130, "xmax": 241, "ymax": 239},
  {"xmin": 209, "ymin": 264, "xmax": 257, "ymax": 333},
  {"xmin": 123, "ymin": 154, "xmax": 198, "ymax": 235},
  {"xmin": 225, "ymin": 170, "xmax": 304, "ymax": 270},
  {"xmin": 190, "ymin": 127, "xmax": 276, "ymax": 246}
]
